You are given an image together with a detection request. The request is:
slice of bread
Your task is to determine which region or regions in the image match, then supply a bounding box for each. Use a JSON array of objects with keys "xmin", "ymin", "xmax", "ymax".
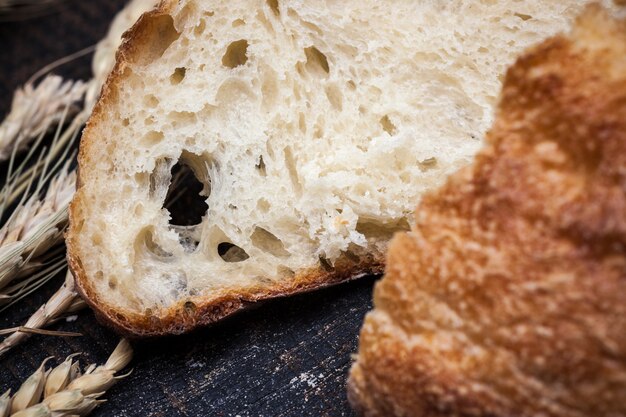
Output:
[
  {"xmin": 67, "ymin": 0, "xmax": 618, "ymax": 336},
  {"xmin": 348, "ymin": 5, "xmax": 626, "ymax": 417}
]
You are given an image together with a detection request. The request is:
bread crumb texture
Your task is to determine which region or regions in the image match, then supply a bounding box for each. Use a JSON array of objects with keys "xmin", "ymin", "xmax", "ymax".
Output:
[
  {"xmin": 69, "ymin": 0, "xmax": 623, "ymax": 333},
  {"xmin": 349, "ymin": 5, "xmax": 626, "ymax": 417}
]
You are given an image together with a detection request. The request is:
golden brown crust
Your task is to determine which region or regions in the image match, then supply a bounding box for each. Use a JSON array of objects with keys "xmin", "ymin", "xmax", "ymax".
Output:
[
  {"xmin": 67, "ymin": 0, "xmax": 386, "ymax": 337},
  {"xmin": 349, "ymin": 5, "xmax": 626, "ymax": 417}
]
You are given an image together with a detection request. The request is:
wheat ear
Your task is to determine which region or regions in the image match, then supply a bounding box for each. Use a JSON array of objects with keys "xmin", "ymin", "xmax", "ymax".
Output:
[
  {"xmin": 5, "ymin": 339, "xmax": 132, "ymax": 417},
  {"xmin": 0, "ymin": 163, "xmax": 75, "ymax": 308},
  {"xmin": 0, "ymin": 0, "xmax": 159, "ymax": 358},
  {"xmin": 0, "ymin": 271, "xmax": 79, "ymax": 357},
  {"xmin": 0, "ymin": 76, "xmax": 86, "ymax": 162}
]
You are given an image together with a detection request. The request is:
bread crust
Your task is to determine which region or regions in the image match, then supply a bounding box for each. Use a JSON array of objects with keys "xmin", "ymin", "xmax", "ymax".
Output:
[
  {"xmin": 67, "ymin": 0, "xmax": 386, "ymax": 337},
  {"xmin": 348, "ymin": 5, "xmax": 626, "ymax": 417}
]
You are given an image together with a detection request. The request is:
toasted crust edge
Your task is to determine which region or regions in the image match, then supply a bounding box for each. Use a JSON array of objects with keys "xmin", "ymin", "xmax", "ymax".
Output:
[{"xmin": 66, "ymin": 0, "xmax": 386, "ymax": 337}]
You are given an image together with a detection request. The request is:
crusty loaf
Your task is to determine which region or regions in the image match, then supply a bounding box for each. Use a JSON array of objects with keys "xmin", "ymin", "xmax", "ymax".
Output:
[
  {"xmin": 67, "ymin": 0, "xmax": 617, "ymax": 336},
  {"xmin": 348, "ymin": 5, "xmax": 626, "ymax": 417}
]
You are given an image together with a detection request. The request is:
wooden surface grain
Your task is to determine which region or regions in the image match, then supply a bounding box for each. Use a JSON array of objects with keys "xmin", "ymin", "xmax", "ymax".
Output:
[{"xmin": 0, "ymin": 2, "xmax": 375, "ymax": 416}]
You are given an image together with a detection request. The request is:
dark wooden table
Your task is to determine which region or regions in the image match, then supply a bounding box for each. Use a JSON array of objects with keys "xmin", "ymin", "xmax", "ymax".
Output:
[{"xmin": 0, "ymin": 2, "xmax": 376, "ymax": 415}]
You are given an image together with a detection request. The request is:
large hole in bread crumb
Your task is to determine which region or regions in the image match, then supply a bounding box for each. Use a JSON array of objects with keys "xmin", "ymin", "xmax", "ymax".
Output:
[
  {"xmin": 380, "ymin": 115, "xmax": 397, "ymax": 135},
  {"xmin": 267, "ymin": 0, "xmax": 279, "ymax": 15},
  {"xmin": 218, "ymin": 242, "xmax": 249, "ymax": 262},
  {"xmin": 141, "ymin": 130, "xmax": 164, "ymax": 146},
  {"xmin": 129, "ymin": 15, "xmax": 180, "ymax": 65},
  {"xmin": 356, "ymin": 218, "xmax": 410, "ymax": 240},
  {"xmin": 256, "ymin": 155, "xmax": 267, "ymax": 176},
  {"xmin": 222, "ymin": 39, "xmax": 249, "ymax": 68},
  {"xmin": 164, "ymin": 161, "xmax": 209, "ymax": 226},
  {"xmin": 319, "ymin": 255, "xmax": 335, "ymax": 272},
  {"xmin": 514, "ymin": 12, "xmax": 532, "ymax": 21},
  {"xmin": 304, "ymin": 46, "xmax": 329, "ymax": 76},
  {"xmin": 170, "ymin": 67, "xmax": 186, "ymax": 85},
  {"xmin": 251, "ymin": 227, "xmax": 289, "ymax": 257}
]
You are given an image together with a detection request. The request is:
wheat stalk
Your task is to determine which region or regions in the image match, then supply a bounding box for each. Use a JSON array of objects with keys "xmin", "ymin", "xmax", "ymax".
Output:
[
  {"xmin": 2, "ymin": 339, "xmax": 132, "ymax": 416},
  {"xmin": 0, "ymin": 0, "xmax": 65, "ymax": 21},
  {"xmin": 0, "ymin": 0, "xmax": 159, "ymax": 356}
]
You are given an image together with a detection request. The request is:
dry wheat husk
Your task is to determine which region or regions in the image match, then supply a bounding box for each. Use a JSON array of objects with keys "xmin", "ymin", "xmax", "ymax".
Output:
[
  {"xmin": 0, "ymin": 163, "xmax": 75, "ymax": 306},
  {"xmin": 6, "ymin": 339, "xmax": 132, "ymax": 417},
  {"xmin": 0, "ymin": 76, "xmax": 86, "ymax": 161},
  {"xmin": 0, "ymin": 0, "xmax": 159, "ymax": 357},
  {"xmin": 0, "ymin": 271, "xmax": 78, "ymax": 356}
]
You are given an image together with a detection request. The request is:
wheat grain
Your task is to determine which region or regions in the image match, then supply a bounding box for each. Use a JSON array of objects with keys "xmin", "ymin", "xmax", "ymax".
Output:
[
  {"xmin": 44, "ymin": 353, "xmax": 80, "ymax": 398},
  {"xmin": 6, "ymin": 339, "xmax": 132, "ymax": 417},
  {"xmin": 10, "ymin": 358, "xmax": 51, "ymax": 413}
]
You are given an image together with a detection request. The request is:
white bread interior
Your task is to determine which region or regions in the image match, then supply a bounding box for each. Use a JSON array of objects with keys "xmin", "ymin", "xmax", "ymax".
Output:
[{"xmin": 72, "ymin": 0, "xmax": 622, "ymax": 314}]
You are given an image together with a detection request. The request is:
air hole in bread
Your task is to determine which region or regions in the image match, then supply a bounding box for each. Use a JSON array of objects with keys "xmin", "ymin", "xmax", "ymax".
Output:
[
  {"xmin": 380, "ymin": 115, "xmax": 397, "ymax": 135},
  {"xmin": 255, "ymin": 155, "xmax": 267, "ymax": 176},
  {"xmin": 109, "ymin": 277, "xmax": 118, "ymax": 289},
  {"xmin": 222, "ymin": 39, "xmax": 249, "ymax": 68},
  {"xmin": 304, "ymin": 46, "xmax": 329, "ymax": 76},
  {"xmin": 514, "ymin": 12, "xmax": 532, "ymax": 21},
  {"xmin": 167, "ymin": 111, "xmax": 197, "ymax": 128},
  {"xmin": 251, "ymin": 227, "xmax": 289, "ymax": 257},
  {"xmin": 232, "ymin": 18, "xmax": 245, "ymax": 27},
  {"xmin": 92, "ymin": 233, "xmax": 103, "ymax": 246},
  {"xmin": 218, "ymin": 242, "xmax": 249, "ymax": 262},
  {"xmin": 164, "ymin": 161, "xmax": 209, "ymax": 226},
  {"xmin": 143, "ymin": 94, "xmax": 159, "ymax": 108},
  {"xmin": 170, "ymin": 67, "xmax": 186, "ymax": 85},
  {"xmin": 283, "ymin": 146, "xmax": 302, "ymax": 194},
  {"xmin": 129, "ymin": 15, "xmax": 180, "ymax": 66},
  {"xmin": 267, "ymin": 0, "xmax": 279, "ymax": 15},
  {"xmin": 136, "ymin": 227, "xmax": 173, "ymax": 259},
  {"xmin": 257, "ymin": 198, "xmax": 270, "ymax": 213},
  {"xmin": 355, "ymin": 218, "xmax": 410, "ymax": 240},
  {"xmin": 319, "ymin": 255, "xmax": 335, "ymax": 272},
  {"xmin": 261, "ymin": 67, "xmax": 279, "ymax": 109},
  {"xmin": 325, "ymin": 84, "xmax": 343, "ymax": 111},
  {"xmin": 140, "ymin": 130, "xmax": 164, "ymax": 146},
  {"xmin": 418, "ymin": 157, "xmax": 438, "ymax": 171},
  {"xmin": 194, "ymin": 19, "xmax": 206, "ymax": 36},
  {"xmin": 184, "ymin": 301, "xmax": 197, "ymax": 314}
]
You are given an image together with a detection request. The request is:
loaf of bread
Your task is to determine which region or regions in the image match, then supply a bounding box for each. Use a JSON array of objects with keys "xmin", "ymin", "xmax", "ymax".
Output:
[
  {"xmin": 348, "ymin": 5, "xmax": 626, "ymax": 416},
  {"xmin": 67, "ymin": 0, "xmax": 616, "ymax": 335}
]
